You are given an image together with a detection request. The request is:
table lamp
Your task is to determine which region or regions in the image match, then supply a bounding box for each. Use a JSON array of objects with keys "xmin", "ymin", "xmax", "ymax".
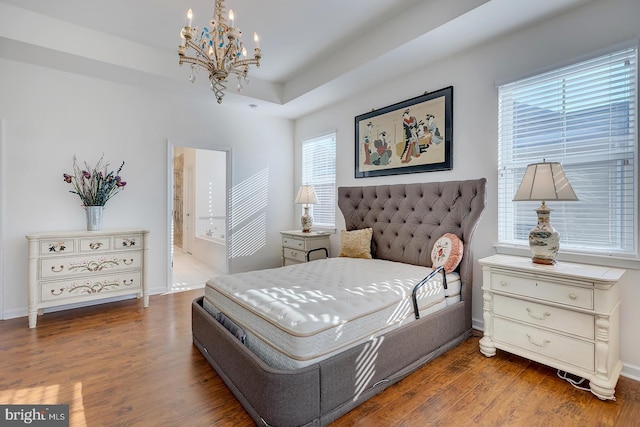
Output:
[
  {"xmin": 295, "ymin": 185, "xmax": 318, "ymax": 232},
  {"xmin": 513, "ymin": 160, "xmax": 578, "ymax": 264}
]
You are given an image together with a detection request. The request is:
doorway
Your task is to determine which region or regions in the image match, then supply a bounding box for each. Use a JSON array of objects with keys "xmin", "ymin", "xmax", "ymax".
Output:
[{"xmin": 169, "ymin": 145, "xmax": 230, "ymax": 292}]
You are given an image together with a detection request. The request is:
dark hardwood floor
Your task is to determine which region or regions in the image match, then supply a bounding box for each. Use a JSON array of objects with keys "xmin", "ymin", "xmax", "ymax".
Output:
[{"xmin": 1, "ymin": 289, "xmax": 639, "ymax": 426}]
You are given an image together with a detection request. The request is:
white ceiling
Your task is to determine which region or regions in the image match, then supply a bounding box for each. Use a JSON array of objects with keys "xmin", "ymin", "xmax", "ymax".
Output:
[{"xmin": 0, "ymin": 0, "xmax": 594, "ymax": 118}]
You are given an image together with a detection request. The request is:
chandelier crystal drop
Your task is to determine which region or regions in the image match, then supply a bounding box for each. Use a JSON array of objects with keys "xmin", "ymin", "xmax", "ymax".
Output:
[{"xmin": 178, "ymin": 0, "xmax": 262, "ymax": 104}]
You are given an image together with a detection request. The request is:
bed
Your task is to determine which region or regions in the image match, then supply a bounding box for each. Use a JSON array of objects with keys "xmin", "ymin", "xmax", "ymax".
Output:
[{"xmin": 192, "ymin": 178, "xmax": 487, "ymax": 426}]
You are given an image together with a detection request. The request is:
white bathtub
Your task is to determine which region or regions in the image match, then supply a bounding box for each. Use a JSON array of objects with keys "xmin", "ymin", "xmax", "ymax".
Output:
[
  {"xmin": 197, "ymin": 234, "xmax": 225, "ymax": 246},
  {"xmin": 194, "ymin": 236, "xmax": 227, "ymax": 273}
]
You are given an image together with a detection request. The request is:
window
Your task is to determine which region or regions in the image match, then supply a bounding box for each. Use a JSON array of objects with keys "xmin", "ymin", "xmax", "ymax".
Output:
[
  {"xmin": 498, "ymin": 46, "xmax": 637, "ymax": 257},
  {"xmin": 301, "ymin": 132, "xmax": 336, "ymax": 228}
]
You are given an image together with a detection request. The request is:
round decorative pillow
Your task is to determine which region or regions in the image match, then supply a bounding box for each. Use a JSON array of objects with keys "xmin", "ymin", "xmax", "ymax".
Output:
[{"xmin": 431, "ymin": 233, "xmax": 464, "ymax": 273}]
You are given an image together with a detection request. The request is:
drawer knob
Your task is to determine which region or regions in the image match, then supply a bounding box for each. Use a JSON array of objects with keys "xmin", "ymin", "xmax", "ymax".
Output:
[
  {"xmin": 526, "ymin": 307, "xmax": 551, "ymax": 320},
  {"xmin": 526, "ymin": 333, "xmax": 550, "ymax": 348},
  {"xmin": 500, "ymin": 281, "xmax": 507, "ymax": 286},
  {"xmin": 569, "ymin": 293, "xmax": 578, "ymax": 300}
]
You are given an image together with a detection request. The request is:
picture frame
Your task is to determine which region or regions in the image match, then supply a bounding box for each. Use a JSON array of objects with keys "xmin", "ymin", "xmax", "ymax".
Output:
[{"xmin": 355, "ymin": 86, "xmax": 453, "ymax": 178}]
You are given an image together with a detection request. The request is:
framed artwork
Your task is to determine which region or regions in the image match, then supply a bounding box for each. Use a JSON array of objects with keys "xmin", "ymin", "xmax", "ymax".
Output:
[{"xmin": 355, "ymin": 86, "xmax": 453, "ymax": 178}]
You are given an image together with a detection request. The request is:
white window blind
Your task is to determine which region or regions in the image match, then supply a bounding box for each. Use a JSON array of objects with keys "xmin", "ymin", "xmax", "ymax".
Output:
[
  {"xmin": 302, "ymin": 132, "xmax": 336, "ymax": 228},
  {"xmin": 498, "ymin": 46, "xmax": 637, "ymax": 257}
]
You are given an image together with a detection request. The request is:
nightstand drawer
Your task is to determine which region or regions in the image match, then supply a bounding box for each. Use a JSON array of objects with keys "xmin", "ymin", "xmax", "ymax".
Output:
[
  {"xmin": 493, "ymin": 294, "xmax": 594, "ymax": 339},
  {"xmin": 283, "ymin": 248, "xmax": 306, "ymax": 262},
  {"xmin": 282, "ymin": 237, "xmax": 305, "ymax": 250},
  {"xmin": 493, "ymin": 317, "xmax": 594, "ymax": 371},
  {"xmin": 491, "ymin": 272, "xmax": 593, "ymax": 310}
]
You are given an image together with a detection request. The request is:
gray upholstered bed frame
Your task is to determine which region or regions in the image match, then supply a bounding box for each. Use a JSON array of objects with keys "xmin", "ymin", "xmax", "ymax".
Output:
[{"xmin": 192, "ymin": 178, "xmax": 487, "ymax": 426}]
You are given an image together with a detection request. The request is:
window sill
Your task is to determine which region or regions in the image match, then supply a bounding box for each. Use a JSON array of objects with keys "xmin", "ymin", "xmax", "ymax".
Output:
[{"xmin": 494, "ymin": 244, "xmax": 640, "ymax": 270}]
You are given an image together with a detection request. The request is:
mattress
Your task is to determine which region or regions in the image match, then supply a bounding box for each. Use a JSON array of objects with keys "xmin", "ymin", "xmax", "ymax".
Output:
[{"xmin": 203, "ymin": 257, "xmax": 460, "ymax": 369}]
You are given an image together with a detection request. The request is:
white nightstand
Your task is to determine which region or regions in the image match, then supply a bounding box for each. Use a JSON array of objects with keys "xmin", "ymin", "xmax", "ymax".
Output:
[
  {"xmin": 280, "ymin": 230, "xmax": 330, "ymax": 266},
  {"xmin": 478, "ymin": 254, "xmax": 624, "ymax": 400}
]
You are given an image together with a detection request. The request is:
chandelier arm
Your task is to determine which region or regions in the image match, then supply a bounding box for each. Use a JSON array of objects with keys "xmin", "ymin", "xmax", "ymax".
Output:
[
  {"xmin": 179, "ymin": 56, "xmax": 215, "ymax": 73},
  {"xmin": 183, "ymin": 39, "xmax": 211, "ymax": 61},
  {"xmin": 221, "ymin": 43, "xmax": 238, "ymax": 66},
  {"xmin": 233, "ymin": 58, "xmax": 260, "ymax": 67}
]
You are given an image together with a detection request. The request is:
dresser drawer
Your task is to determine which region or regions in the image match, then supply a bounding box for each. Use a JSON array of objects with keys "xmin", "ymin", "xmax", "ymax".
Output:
[
  {"xmin": 493, "ymin": 294, "xmax": 594, "ymax": 339},
  {"xmin": 493, "ymin": 317, "xmax": 594, "ymax": 371},
  {"xmin": 491, "ymin": 272, "xmax": 593, "ymax": 310},
  {"xmin": 41, "ymin": 271, "xmax": 142, "ymax": 302},
  {"xmin": 114, "ymin": 235, "xmax": 143, "ymax": 249},
  {"xmin": 40, "ymin": 251, "xmax": 142, "ymax": 279},
  {"xmin": 283, "ymin": 247, "xmax": 306, "ymax": 262},
  {"xmin": 282, "ymin": 237, "xmax": 305, "ymax": 250},
  {"xmin": 79, "ymin": 237, "xmax": 112, "ymax": 252},
  {"xmin": 40, "ymin": 239, "xmax": 75, "ymax": 255}
]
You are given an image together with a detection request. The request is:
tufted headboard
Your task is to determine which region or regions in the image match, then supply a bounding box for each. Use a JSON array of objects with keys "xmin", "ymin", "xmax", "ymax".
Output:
[{"xmin": 338, "ymin": 179, "xmax": 487, "ymax": 326}]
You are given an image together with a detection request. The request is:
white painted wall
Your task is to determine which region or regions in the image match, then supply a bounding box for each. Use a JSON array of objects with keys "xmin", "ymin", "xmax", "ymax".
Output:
[
  {"xmin": 295, "ymin": 0, "xmax": 640, "ymax": 377},
  {"xmin": 193, "ymin": 148, "xmax": 227, "ymax": 272},
  {"xmin": 0, "ymin": 58, "xmax": 294, "ymax": 319},
  {"xmin": 195, "ymin": 149, "xmax": 226, "ymax": 236}
]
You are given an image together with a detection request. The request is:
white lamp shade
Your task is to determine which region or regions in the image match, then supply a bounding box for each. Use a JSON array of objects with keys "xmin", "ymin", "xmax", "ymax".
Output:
[
  {"xmin": 513, "ymin": 161, "xmax": 578, "ymax": 202},
  {"xmin": 295, "ymin": 185, "xmax": 318, "ymax": 205}
]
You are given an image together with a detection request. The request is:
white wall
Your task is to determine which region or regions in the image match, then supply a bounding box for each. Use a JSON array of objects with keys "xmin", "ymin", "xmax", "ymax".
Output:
[
  {"xmin": 195, "ymin": 149, "xmax": 226, "ymax": 236},
  {"xmin": 193, "ymin": 148, "xmax": 227, "ymax": 272},
  {"xmin": 295, "ymin": 0, "xmax": 640, "ymax": 377},
  {"xmin": 0, "ymin": 58, "xmax": 294, "ymax": 319}
]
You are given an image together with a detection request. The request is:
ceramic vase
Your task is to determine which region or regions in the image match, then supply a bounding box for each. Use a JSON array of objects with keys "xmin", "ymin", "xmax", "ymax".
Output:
[
  {"xmin": 301, "ymin": 206, "xmax": 313, "ymax": 233},
  {"xmin": 528, "ymin": 205, "xmax": 559, "ymax": 264}
]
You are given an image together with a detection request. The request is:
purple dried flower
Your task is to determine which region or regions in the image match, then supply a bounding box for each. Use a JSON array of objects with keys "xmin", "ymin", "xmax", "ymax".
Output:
[{"xmin": 64, "ymin": 155, "xmax": 127, "ymax": 206}]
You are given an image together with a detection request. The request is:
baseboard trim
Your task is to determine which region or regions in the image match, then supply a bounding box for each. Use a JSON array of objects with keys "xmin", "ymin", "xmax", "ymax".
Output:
[{"xmin": 2, "ymin": 287, "xmax": 168, "ymax": 321}]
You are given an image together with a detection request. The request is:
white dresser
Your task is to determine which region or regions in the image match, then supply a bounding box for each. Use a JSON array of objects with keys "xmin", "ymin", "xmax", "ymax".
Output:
[
  {"xmin": 26, "ymin": 229, "xmax": 150, "ymax": 328},
  {"xmin": 478, "ymin": 254, "xmax": 624, "ymax": 400},
  {"xmin": 280, "ymin": 230, "xmax": 330, "ymax": 266}
]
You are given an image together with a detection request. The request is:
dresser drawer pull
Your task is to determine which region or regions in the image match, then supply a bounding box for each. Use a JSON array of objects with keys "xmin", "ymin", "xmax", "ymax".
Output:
[
  {"xmin": 500, "ymin": 281, "xmax": 507, "ymax": 286},
  {"xmin": 526, "ymin": 307, "xmax": 551, "ymax": 321},
  {"xmin": 526, "ymin": 333, "xmax": 550, "ymax": 348},
  {"xmin": 569, "ymin": 293, "xmax": 578, "ymax": 300},
  {"xmin": 89, "ymin": 242, "xmax": 104, "ymax": 250},
  {"xmin": 48, "ymin": 242, "xmax": 67, "ymax": 252}
]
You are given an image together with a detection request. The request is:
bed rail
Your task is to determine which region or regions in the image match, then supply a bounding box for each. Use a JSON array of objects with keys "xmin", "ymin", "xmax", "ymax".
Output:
[
  {"xmin": 412, "ymin": 266, "xmax": 447, "ymax": 320},
  {"xmin": 306, "ymin": 247, "xmax": 329, "ymax": 262}
]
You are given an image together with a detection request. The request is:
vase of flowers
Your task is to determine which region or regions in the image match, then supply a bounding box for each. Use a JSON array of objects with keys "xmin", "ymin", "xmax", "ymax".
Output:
[{"xmin": 63, "ymin": 155, "xmax": 127, "ymax": 231}]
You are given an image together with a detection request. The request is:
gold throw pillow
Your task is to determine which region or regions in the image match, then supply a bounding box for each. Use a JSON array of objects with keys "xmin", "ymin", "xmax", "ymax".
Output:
[{"xmin": 338, "ymin": 228, "xmax": 373, "ymax": 259}]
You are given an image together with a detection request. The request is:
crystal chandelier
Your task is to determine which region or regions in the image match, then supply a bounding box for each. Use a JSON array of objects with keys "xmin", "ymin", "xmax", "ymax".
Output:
[{"xmin": 178, "ymin": 0, "xmax": 262, "ymax": 104}]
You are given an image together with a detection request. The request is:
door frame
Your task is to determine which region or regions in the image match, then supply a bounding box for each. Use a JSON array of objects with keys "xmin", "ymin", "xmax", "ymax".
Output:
[
  {"xmin": 166, "ymin": 140, "xmax": 232, "ymax": 292},
  {"xmin": 0, "ymin": 119, "xmax": 5, "ymax": 319}
]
